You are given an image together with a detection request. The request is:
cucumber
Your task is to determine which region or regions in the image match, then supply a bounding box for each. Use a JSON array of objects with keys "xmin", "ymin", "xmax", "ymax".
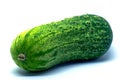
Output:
[{"xmin": 10, "ymin": 14, "xmax": 113, "ymax": 71}]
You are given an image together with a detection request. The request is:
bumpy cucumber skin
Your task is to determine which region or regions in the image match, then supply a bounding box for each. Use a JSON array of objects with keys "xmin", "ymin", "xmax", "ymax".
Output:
[{"xmin": 10, "ymin": 14, "xmax": 113, "ymax": 71}]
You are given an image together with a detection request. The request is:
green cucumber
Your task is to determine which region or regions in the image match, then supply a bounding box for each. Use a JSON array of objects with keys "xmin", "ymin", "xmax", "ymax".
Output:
[{"xmin": 10, "ymin": 14, "xmax": 113, "ymax": 71}]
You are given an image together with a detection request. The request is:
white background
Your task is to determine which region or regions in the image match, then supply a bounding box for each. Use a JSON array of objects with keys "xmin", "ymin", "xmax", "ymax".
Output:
[{"xmin": 0, "ymin": 0, "xmax": 120, "ymax": 80}]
